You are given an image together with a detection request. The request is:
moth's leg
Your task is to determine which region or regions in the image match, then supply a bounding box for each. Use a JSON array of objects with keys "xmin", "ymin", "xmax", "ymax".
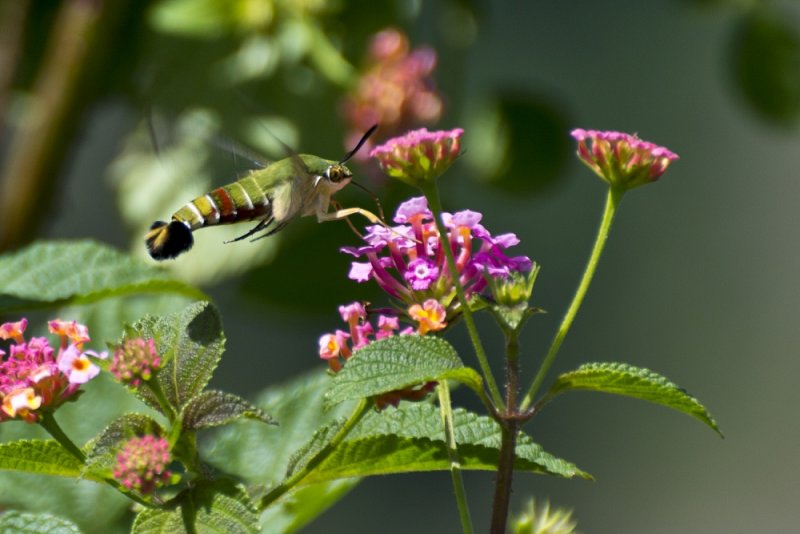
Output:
[
  {"xmin": 329, "ymin": 200, "xmax": 366, "ymax": 239},
  {"xmin": 317, "ymin": 206, "xmax": 384, "ymax": 225},
  {"xmin": 250, "ymin": 220, "xmax": 290, "ymax": 241},
  {"xmin": 224, "ymin": 217, "xmax": 273, "ymax": 243},
  {"xmin": 319, "ymin": 205, "xmax": 420, "ymax": 243}
]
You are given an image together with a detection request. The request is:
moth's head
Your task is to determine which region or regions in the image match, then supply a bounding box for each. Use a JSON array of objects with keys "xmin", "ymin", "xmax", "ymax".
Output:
[{"xmin": 324, "ymin": 163, "xmax": 352, "ymax": 184}]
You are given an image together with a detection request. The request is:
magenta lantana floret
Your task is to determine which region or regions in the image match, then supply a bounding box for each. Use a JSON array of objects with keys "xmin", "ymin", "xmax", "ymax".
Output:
[
  {"xmin": 113, "ymin": 435, "xmax": 172, "ymax": 494},
  {"xmin": 571, "ymin": 129, "xmax": 679, "ymax": 190},
  {"xmin": 370, "ymin": 128, "xmax": 463, "ymax": 186},
  {"xmin": 341, "ymin": 196, "xmax": 532, "ymax": 321},
  {"xmin": 0, "ymin": 318, "xmax": 106, "ymax": 423}
]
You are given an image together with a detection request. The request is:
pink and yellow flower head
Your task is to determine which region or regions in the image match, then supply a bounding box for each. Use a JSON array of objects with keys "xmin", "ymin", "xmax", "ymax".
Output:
[
  {"xmin": 571, "ymin": 129, "xmax": 679, "ymax": 191},
  {"xmin": 0, "ymin": 319, "xmax": 106, "ymax": 423},
  {"xmin": 113, "ymin": 435, "xmax": 172, "ymax": 494},
  {"xmin": 318, "ymin": 301, "xmax": 434, "ymax": 409},
  {"xmin": 370, "ymin": 128, "xmax": 463, "ymax": 187},
  {"xmin": 110, "ymin": 338, "xmax": 162, "ymax": 388}
]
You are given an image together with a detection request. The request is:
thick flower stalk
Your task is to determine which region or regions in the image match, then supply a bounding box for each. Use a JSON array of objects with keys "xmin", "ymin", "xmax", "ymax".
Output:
[
  {"xmin": 113, "ymin": 435, "xmax": 172, "ymax": 494},
  {"xmin": 342, "ymin": 196, "xmax": 531, "ymax": 325},
  {"xmin": 570, "ymin": 129, "xmax": 679, "ymax": 191},
  {"xmin": 370, "ymin": 128, "xmax": 463, "ymax": 187},
  {"xmin": 342, "ymin": 27, "xmax": 442, "ymax": 157},
  {"xmin": 0, "ymin": 318, "xmax": 106, "ymax": 423}
]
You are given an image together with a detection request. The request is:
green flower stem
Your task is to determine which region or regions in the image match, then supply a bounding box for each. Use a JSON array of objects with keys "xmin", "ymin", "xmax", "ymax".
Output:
[
  {"xmin": 38, "ymin": 412, "xmax": 85, "ymax": 463},
  {"xmin": 259, "ymin": 398, "xmax": 371, "ymax": 510},
  {"xmin": 521, "ymin": 187, "xmax": 624, "ymax": 410},
  {"xmin": 437, "ymin": 381, "xmax": 474, "ymax": 534},
  {"xmin": 422, "ymin": 181, "xmax": 504, "ymax": 409},
  {"xmin": 146, "ymin": 377, "xmax": 177, "ymax": 423}
]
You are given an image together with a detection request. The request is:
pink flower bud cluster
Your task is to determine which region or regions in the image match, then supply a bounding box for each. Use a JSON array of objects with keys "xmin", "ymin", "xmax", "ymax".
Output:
[
  {"xmin": 113, "ymin": 435, "xmax": 172, "ymax": 494},
  {"xmin": 370, "ymin": 128, "xmax": 463, "ymax": 186},
  {"xmin": 110, "ymin": 338, "xmax": 161, "ymax": 388},
  {"xmin": 571, "ymin": 129, "xmax": 679, "ymax": 190}
]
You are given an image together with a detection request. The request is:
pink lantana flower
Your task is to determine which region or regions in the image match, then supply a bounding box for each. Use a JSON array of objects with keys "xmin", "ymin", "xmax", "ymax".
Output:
[
  {"xmin": 342, "ymin": 196, "xmax": 531, "ymax": 324},
  {"xmin": 370, "ymin": 128, "xmax": 463, "ymax": 186},
  {"xmin": 318, "ymin": 301, "xmax": 434, "ymax": 409},
  {"xmin": 571, "ymin": 129, "xmax": 679, "ymax": 190},
  {"xmin": 110, "ymin": 338, "xmax": 162, "ymax": 388},
  {"xmin": 0, "ymin": 318, "xmax": 105, "ymax": 423},
  {"xmin": 342, "ymin": 28, "xmax": 442, "ymax": 159},
  {"xmin": 113, "ymin": 435, "xmax": 172, "ymax": 494}
]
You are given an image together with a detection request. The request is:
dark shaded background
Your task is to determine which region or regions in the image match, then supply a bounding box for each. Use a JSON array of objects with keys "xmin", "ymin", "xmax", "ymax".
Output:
[{"xmin": 2, "ymin": 0, "xmax": 798, "ymax": 532}]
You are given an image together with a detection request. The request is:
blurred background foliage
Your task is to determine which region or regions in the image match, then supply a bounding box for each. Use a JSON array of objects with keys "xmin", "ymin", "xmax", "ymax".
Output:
[{"xmin": 1, "ymin": 0, "xmax": 800, "ymax": 532}]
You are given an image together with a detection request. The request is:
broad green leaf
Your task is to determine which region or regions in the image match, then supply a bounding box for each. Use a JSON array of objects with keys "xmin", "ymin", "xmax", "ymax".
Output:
[
  {"xmin": 0, "ymin": 511, "xmax": 82, "ymax": 534},
  {"xmin": 126, "ymin": 301, "xmax": 225, "ymax": 412},
  {"xmin": 293, "ymin": 402, "xmax": 590, "ymax": 486},
  {"xmin": 0, "ymin": 440, "xmax": 97, "ymax": 480},
  {"xmin": 181, "ymin": 390, "xmax": 275, "ymax": 430},
  {"xmin": 325, "ymin": 335, "xmax": 482, "ymax": 406},
  {"xmin": 132, "ymin": 479, "xmax": 259, "ymax": 534},
  {"xmin": 203, "ymin": 369, "xmax": 359, "ymax": 533},
  {"xmin": 547, "ymin": 362, "xmax": 722, "ymax": 436},
  {"xmin": 84, "ymin": 413, "xmax": 166, "ymax": 477},
  {"xmin": 0, "ymin": 240, "xmax": 206, "ymax": 312}
]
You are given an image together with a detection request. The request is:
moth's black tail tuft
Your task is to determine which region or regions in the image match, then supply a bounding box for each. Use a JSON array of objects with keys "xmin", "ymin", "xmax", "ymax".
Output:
[{"xmin": 145, "ymin": 220, "xmax": 194, "ymax": 260}]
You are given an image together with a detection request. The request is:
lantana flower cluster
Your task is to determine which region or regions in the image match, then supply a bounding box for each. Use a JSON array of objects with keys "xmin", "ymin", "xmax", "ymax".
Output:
[
  {"xmin": 341, "ymin": 27, "xmax": 442, "ymax": 158},
  {"xmin": 342, "ymin": 196, "xmax": 532, "ymax": 320},
  {"xmin": 0, "ymin": 318, "xmax": 106, "ymax": 423},
  {"xmin": 571, "ymin": 128, "xmax": 679, "ymax": 190},
  {"xmin": 318, "ymin": 302, "xmax": 436, "ymax": 409},
  {"xmin": 113, "ymin": 435, "xmax": 172, "ymax": 494},
  {"xmin": 110, "ymin": 338, "xmax": 162, "ymax": 388},
  {"xmin": 370, "ymin": 128, "xmax": 463, "ymax": 186}
]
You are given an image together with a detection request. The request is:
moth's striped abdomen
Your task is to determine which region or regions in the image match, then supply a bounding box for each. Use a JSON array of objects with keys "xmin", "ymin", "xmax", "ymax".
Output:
[{"xmin": 145, "ymin": 174, "xmax": 273, "ymax": 260}]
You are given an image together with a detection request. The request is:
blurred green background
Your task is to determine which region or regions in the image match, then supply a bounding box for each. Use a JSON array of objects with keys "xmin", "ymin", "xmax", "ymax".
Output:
[{"xmin": 1, "ymin": 0, "xmax": 798, "ymax": 532}]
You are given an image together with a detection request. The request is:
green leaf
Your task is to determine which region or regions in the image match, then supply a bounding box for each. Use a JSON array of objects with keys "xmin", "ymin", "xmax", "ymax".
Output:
[
  {"xmin": 181, "ymin": 390, "xmax": 275, "ymax": 430},
  {"xmin": 203, "ymin": 369, "xmax": 359, "ymax": 533},
  {"xmin": 293, "ymin": 402, "xmax": 590, "ymax": 486},
  {"xmin": 133, "ymin": 479, "xmax": 259, "ymax": 534},
  {"xmin": 0, "ymin": 511, "xmax": 82, "ymax": 534},
  {"xmin": 126, "ymin": 301, "xmax": 225, "ymax": 412},
  {"xmin": 0, "ymin": 240, "xmax": 206, "ymax": 312},
  {"xmin": 0, "ymin": 440, "xmax": 97, "ymax": 480},
  {"xmin": 547, "ymin": 362, "xmax": 722, "ymax": 437},
  {"xmin": 325, "ymin": 335, "xmax": 482, "ymax": 406}
]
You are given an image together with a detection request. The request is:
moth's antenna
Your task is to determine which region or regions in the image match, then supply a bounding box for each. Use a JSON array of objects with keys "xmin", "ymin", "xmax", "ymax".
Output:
[
  {"xmin": 340, "ymin": 124, "xmax": 379, "ymax": 164},
  {"xmin": 350, "ymin": 180, "xmax": 386, "ymax": 222}
]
